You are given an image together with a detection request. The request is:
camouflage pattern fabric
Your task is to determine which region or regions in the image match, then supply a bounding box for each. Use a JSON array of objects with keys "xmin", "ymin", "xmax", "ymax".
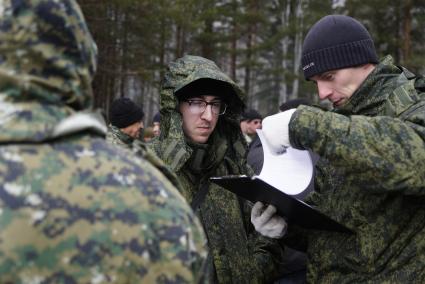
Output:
[
  {"xmin": 106, "ymin": 124, "xmax": 134, "ymax": 150},
  {"xmin": 287, "ymin": 55, "xmax": 425, "ymax": 282},
  {"xmin": 0, "ymin": 1, "xmax": 208, "ymax": 283},
  {"xmin": 107, "ymin": 124, "xmax": 186, "ymax": 196},
  {"xmin": 149, "ymin": 55, "xmax": 286, "ymax": 283}
]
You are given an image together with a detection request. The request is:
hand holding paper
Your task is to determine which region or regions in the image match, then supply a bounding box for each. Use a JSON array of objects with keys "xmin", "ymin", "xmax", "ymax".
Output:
[
  {"xmin": 251, "ymin": 201, "xmax": 287, "ymax": 239},
  {"xmin": 211, "ymin": 122, "xmax": 352, "ymax": 234},
  {"xmin": 257, "ymin": 129, "xmax": 313, "ymax": 196},
  {"xmin": 261, "ymin": 109, "xmax": 297, "ymax": 153}
]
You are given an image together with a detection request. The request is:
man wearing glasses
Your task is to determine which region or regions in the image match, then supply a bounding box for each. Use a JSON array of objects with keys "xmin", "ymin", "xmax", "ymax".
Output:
[
  {"xmin": 179, "ymin": 96, "xmax": 226, "ymax": 143},
  {"xmin": 149, "ymin": 55, "xmax": 286, "ymax": 283}
]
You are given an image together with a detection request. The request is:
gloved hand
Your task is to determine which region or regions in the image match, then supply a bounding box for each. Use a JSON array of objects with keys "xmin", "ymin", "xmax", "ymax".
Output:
[
  {"xmin": 251, "ymin": 201, "xmax": 287, "ymax": 239},
  {"xmin": 261, "ymin": 109, "xmax": 297, "ymax": 154}
]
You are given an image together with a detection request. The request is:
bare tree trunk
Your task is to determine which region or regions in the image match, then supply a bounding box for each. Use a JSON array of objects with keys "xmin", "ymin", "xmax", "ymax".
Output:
[
  {"xmin": 244, "ymin": 31, "xmax": 252, "ymax": 100},
  {"xmin": 230, "ymin": 0, "xmax": 238, "ymax": 81},
  {"xmin": 84, "ymin": 1, "xmax": 120, "ymax": 114},
  {"xmin": 201, "ymin": 19, "xmax": 214, "ymax": 59},
  {"xmin": 292, "ymin": 0, "xmax": 303, "ymax": 100},
  {"xmin": 279, "ymin": 0, "xmax": 291, "ymax": 104},
  {"xmin": 402, "ymin": 0, "xmax": 412, "ymax": 64},
  {"xmin": 181, "ymin": 28, "xmax": 187, "ymax": 56},
  {"xmin": 230, "ymin": 26, "xmax": 237, "ymax": 81},
  {"xmin": 175, "ymin": 24, "xmax": 182, "ymax": 58},
  {"xmin": 158, "ymin": 1, "xmax": 166, "ymax": 84},
  {"xmin": 120, "ymin": 9, "xmax": 128, "ymax": 98}
]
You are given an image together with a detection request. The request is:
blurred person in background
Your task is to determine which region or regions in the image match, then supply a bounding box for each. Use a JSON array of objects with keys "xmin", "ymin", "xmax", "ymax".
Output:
[
  {"xmin": 240, "ymin": 108, "xmax": 263, "ymax": 145},
  {"xmin": 152, "ymin": 111, "xmax": 161, "ymax": 137},
  {"xmin": 143, "ymin": 126, "xmax": 155, "ymax": 142},
  {"xmin": 106, "ymin": 97, "xmax": 144, "ymax": 149}
]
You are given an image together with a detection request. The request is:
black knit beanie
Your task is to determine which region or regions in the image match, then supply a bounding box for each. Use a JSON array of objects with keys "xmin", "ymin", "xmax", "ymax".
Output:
[
  {"xmin": 241, "ymin": 109, "xmax": 262, "ymax": 122},
  {"xmin": 152, "ymin": 112, "xmax": 161, "ymax": 124},
  {"xmin": 301, "ymin": 15, "xmax": 379, "ymax": 79},
  {"xmin": 109, "ymin": 97, "xmax": 144, "ymax": 128}
]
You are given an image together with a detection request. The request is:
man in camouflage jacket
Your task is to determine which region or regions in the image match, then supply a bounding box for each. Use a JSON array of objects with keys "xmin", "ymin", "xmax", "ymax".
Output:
[
  {"xmin": 106, "ymin": 97, "xmax": 145, "ymax": 149},
  {"xmin": 149, "ymin": 55, "xmax": 286, "ymax": 283},
  {"xmin": 253, "ymin": 15, "xmax": 425, "ymax": 282},
  {"xmin": 0, "ymin": 1, "xmax": 207, "ymax": 283}
]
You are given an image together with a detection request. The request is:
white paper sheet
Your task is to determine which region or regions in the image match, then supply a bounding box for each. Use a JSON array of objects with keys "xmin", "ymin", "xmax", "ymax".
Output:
[{"xmin": 256, "ymin": 129, "xmax": 313, "ymax": 195}]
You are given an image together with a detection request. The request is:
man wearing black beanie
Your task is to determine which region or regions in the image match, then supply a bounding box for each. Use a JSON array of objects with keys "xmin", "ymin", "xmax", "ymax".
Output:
[
  {"xmin": 106, "ymin": 97, "xmax": 145, "ymax": 149},
  {"xmin": 252, "ymin": 15, "xmax": 425, "ymax": 283},
  {"xmin": 240, "ymin": 108, "xmax": 263, "ymax": 144}
]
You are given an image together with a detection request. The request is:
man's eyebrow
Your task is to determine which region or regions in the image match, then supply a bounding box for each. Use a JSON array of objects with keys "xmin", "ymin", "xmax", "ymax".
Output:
[
  {"xmin": 202, "ymin": 97, "xmax": 222, "ymax": 102},
  {"xmin": 318, "ymin": 71, "xmax": 333, "ymax": 78},
  {"xmin": 188, "ymin": 98, "xmax": 222, "ymax": 102},
  {"xmin": 186, "ymin": 97, "xmax": 205, "ymax": 101}
]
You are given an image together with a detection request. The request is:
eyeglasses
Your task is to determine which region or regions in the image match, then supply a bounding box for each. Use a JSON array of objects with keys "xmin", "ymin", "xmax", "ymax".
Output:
[{"xmin": 183, "ymin": 99, "xmax": 227, "ymax": 115}]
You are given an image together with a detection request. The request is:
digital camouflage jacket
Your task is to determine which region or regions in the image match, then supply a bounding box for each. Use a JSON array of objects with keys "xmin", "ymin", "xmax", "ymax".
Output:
[
  {"xmin": 107, "ymin": 124, "xmax": 186, "ymax": 196},
  {"xmin": 287, "ymin": 56, "xmax": 425, "ymax": 283},
  {"xmin": 0, "ymin": 1, "xmax": 207, "ymax": 283},
  {"xmin": 150, "ymin": 55, "xmax": 286, "ymax": 283},
  {"xmin": 106, "ymin": 124, "xmax": 135, "ymax": 150}
]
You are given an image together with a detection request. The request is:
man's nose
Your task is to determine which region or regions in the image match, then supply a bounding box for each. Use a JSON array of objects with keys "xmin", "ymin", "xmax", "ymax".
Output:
[
  {"xmin": 317, "ymin": 81, "xmax": 332, "ymax": 100},
  {"xmin": 201, "ymin": 105, "xmax": 214, "ymax": 121}
]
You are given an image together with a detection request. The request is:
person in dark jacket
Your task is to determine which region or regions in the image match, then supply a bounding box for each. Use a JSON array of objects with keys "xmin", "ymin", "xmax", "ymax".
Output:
[
  {"xmin": 247, "ymin": 98, "xmax": 313, "ymax": 176},
  {"xmin": 240, "ymin": 109, "xmax": 263, "ymax": 145},
  {"xmin": 252, "ymin": 15, "xmax": 425, "ymax": 283},
  {"xmin": 152, "ymin": 111, "xmax": 161, "ymax": 137}
]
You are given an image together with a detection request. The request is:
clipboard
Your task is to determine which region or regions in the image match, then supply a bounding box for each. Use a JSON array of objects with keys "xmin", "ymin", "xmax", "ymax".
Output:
[{"xmin": 211, "ymin": 176, "xmax": 352, "ymax": 234}]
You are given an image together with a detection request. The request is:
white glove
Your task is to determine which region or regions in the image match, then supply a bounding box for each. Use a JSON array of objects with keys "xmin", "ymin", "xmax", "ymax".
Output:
[
  {"xmin": 251, "ymin": 201, "xmax": 287, "ymax": 239},
  {"xmin": 262, "ymin": 109, "xmax": 297, "ymax": 153}
]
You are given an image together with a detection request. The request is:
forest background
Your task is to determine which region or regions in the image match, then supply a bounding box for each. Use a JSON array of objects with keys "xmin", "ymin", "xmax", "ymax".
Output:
[{"xmin": 78, "ymin": 0, "xmax": 425, "ymax": 125}]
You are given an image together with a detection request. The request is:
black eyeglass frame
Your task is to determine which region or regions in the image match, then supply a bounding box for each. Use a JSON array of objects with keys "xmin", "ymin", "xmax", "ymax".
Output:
[{"xmin": 183, "ymin": 99, "xmax": 227, "ymax": 115}]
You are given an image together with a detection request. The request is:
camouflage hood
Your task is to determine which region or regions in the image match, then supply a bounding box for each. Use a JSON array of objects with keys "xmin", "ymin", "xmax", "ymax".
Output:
[
  {"xmin": 151, "ymin": 56, "xmax": 283, "ymax": 283},
  {"xmin": 153, "ymin": 55, "xmax": 248, "ymax": 172},
  {"xmin": 160, "ymin": 55, "xmax": 245, "ymax": 113},
  {"xmin": 0, "ymin": 0, "xmax": 105, "ymax": 142}
]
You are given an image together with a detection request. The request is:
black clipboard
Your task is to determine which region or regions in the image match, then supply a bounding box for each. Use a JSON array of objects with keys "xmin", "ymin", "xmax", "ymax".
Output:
[{"xmin": 210, "ymin": 176, "xmax": 352, "ymax": 234}]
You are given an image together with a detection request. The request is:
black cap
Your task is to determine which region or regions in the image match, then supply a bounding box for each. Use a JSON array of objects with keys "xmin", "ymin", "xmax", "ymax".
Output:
[
  {"xmin": 109, "ymin": 97, "xmax": 144, "ymax": 128},
  {"xmin": 301, "ymin": 15, "xmax": 379, "ymax": 79},
  {"xmin": 241, "ymin": 109, "xmax": 262, "ymax": 121},
  {"xmin": 152, "ymin": 112, "xmax": 161, "ymax": 124},
  {"xmin": 175, "ymin": 78, "xmax": 233, "ymax": 102}
]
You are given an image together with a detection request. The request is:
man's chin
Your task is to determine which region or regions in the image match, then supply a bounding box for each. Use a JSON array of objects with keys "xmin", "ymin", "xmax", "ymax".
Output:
[{"xmin": 192, "ymin": 133, "xmax": 211, "ymax": 144}]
